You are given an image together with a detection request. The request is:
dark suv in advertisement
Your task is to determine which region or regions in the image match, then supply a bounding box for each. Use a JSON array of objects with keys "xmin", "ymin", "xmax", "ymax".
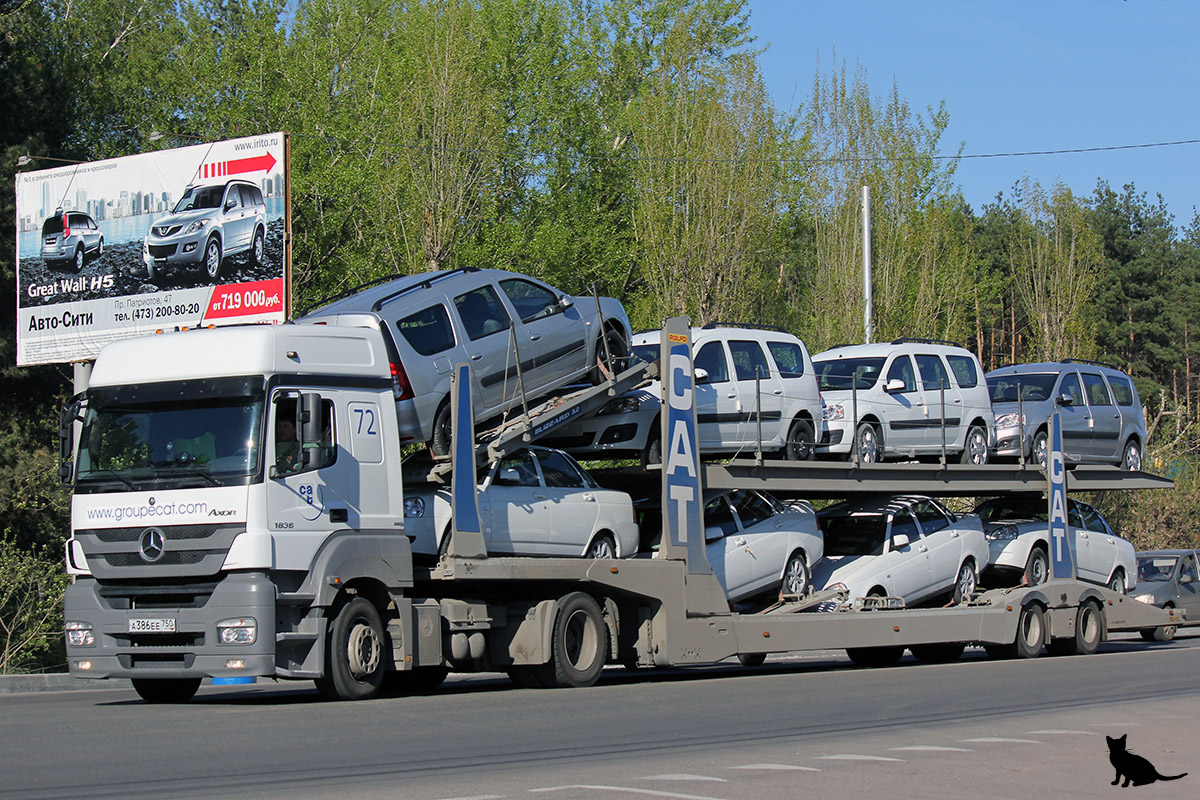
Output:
[
  {"xmin": 143, "ymin": 179, "xmax": 267, "ymax": 281},
  {"xmin": 42, "ymin": 210, "xmax": 103, "ymax": 272}
]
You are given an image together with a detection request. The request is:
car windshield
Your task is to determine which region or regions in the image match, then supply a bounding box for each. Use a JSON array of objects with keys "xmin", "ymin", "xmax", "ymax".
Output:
[
  {"xmin": 172, "ymin": 185, "xmax": 224, "ymax": 213},
  {"xmin": 814, "ymin": 357, "xmax": 885, "ymax": 391},
  {"xmin": 76, "ymin": 384, "xmax": 264, "ymax": 489},
  {"xmin": 821, "ymin": 513, "xmax": 887, "ymax": 556},
  {"xmin": 974, "ymin": 497, "xmax": 1047, "ymax": 523},
  {"xmin": 631, "ymin": 343, "xmax": 659, "ymax": 365},
  {"xmin": 1137, "ymin": 555, "xmax": 1178, "ymax": 582},
  {"xmin": 987, "ymin": 373, "xmax": 1057, "ymax": 403}
]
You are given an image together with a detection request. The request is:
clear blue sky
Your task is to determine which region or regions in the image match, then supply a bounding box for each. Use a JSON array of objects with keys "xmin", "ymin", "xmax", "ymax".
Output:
[{"xmin": 748, "ymin": 0, "xmax": 1200, "ymax": 226}]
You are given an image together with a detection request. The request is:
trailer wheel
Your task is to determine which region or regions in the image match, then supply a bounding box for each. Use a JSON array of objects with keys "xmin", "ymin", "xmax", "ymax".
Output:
[
  {"xmin": 535, "ymin": 592, "xmax": 608, "ymax": 688},
  {"xmin": 988, "ymin": 603, "xmax": 1045, "ymax": 660},
  {"xmin": 131, "ymin": 678, "xmax": 201, "ymax": 704},
  {"xmin": 909, "ymin": 643, "xmax": 965, "ymax": 663},
  {"xmin": 737, "ymin": 653, "xmax": 767, "ymax": 668},
  {"xmin": 846, "ymin": 646, "xmax": 904, "ymax": 668},
  {"xmin": 316, "ymin": 597, "xmax": 386, "ymax": 701}
]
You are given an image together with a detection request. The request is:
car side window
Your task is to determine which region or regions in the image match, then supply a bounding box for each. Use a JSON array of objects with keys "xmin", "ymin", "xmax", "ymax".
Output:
[
  {"xmin": 1183, "ymin": 556, "xmax": 1199, "ymax": 582},
  {"xmin": 535, "ymin": 449, "xmax": 586, "ymax": 489},
  {"xmin": 1081, "ymin": 373, "xmax": 1113, "ymax": 407},
  {"xmin": 396, "ymin": 304, "xmax": 456, "ymax": 356},
  {"xmin": 498, "ymin": 278, "xmax": 560, "ymax": 323},
  {"xmin": 729, "ymin": 340, "xmax": 772, "ymax": 382},
  {"xmin": 454, "ymin": 286, "xmax": 512, "ymax": 341},
  {"xmin": 238, "ymin": 185, "xmax": 258, "ymax": 206},
  {"xmin": 224, "ymin": 186, "xmax": 241, "ymax": 210},
  {"xmin": 1059, "ymin": 372, "xmax": 1084, "ymax": 405},
  {"xmin": 767, "ymin": 341, "xmax": 805, "ymax": 378},
  {"xmin": 493, "ymin": 451, "xmax": 539, "ymax": 486},
  {"xmin": 946, "ymin": 355, "xmax": 979, "ymax": 388},
  {"xmin": 915, "ymin": 354, "xmax": 950, "ymax": 390},
  {"xmin": 912, "ymin": 499, "xmax": 950, "ymax": 534},
  {"xmin": 705, "ymin": 496, "xmax": 738, "ymax": 538},
  {"xmin": 1078, "ymin": 505, "xmax": 1110, "ymax": 534},
  {"xmin": 272, "ymin": 394, "xmax": 336, "ymax": 476},
  {"xmin": 1067, "ymin": 505, "xmax": 1083, "ymax": 527},
  {"xmin": 889, "ymin": 510, "xmax": 919, "ymax": 544},
  {"xmin": 1107, "ymin": 375, "xmax": 1135, "ymax": 407},
  {"xmin": 694, "ymin": 341, "xmax": 730, "ymax": 383},
  {"xmin": 886, "ymin": 355, "xmax": 917, "ymax": 392},
  {"xmin": 730, "ymin": 490, "xmax": 774, "ymax": 529}
]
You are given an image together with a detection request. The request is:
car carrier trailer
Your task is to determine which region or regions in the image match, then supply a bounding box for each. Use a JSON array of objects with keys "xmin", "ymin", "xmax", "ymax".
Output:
[{"xmin": 61, "ymin": 317, "xmax": 1176, "ymax": 702}]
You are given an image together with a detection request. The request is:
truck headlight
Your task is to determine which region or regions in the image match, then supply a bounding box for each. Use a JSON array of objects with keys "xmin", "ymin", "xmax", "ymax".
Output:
[
  {"xmin": 217, "ymin": 618, "xmax": 257, "ymax": 645},
  {"xmin": 995, "ymin": 412, "xmax": 1024, "ymax": 428},
  {"xmin": 1134, "ymin": 593, "xmax": 1156, "ymax": 605},
  {"xmin": 985, "ymin": 525, "xmax": 1020, "ymax": 541},
  {"xmin": 404, "ymin": 497, "xmax": 426, "ymax": 517},
  {"xmin": 824, "ymin": 404, "xmax": 845, "ymax": 422},
  {"xmin": 65, "ymin": 621, "xmax": 95, "ymax": 647},
  {"xmin": 598, "ymin": 396, "xmax": 641, "ymax": 415}
]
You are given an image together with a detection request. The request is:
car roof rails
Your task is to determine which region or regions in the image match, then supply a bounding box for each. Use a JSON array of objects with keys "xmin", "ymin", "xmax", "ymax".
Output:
[
  {"xmin": 821, "ymin": 343, "xmax": 859, "ymax": 351},
  {"xmin": 294, "ymin": 267, "xmax": 480, "ymax": 318},
  {"xmin": 890, "ymin": 337, "xmax": 965, "ymax": 349},
  {"xmin": 1063, "ymin": 357, "xmax": 1123, "ymax": 372},
  {"xmin": 372, "ymin": 267, "xmax": 480, "ymax": 312},
  {"xmin": 699, "ymin": 321, "xmax": 789, "ymax": 334}
]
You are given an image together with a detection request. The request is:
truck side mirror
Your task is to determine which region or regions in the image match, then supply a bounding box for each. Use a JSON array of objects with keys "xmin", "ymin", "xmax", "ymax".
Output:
[
  {"xmin": 58, "ymin": 395, "xmax": 83, "ymax": 485},
  {"xmin": 300, "ymin": 392, "xmax": 324, "ymax": 469}
]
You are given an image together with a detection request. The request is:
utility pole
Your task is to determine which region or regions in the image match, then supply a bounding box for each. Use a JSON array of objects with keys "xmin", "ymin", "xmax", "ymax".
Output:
[{"xmin": 863, "ymin": 185, "xmax": 873, "ymax": 344}]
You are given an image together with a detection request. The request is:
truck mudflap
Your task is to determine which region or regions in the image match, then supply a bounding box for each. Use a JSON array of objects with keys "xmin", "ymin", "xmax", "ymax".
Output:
[{"xmin": 64, "ymin": 571, "xmax": 276, "ymax": 681}]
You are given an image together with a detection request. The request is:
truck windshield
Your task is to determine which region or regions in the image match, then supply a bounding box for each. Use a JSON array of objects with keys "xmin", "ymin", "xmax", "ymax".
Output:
[
  {"xmin": 76, "ymin": 380, "xmax": 264, "ymax": 489},
  {"xmin": 813, "ymin": 357, "xmax": 885, "ymax": 391}
]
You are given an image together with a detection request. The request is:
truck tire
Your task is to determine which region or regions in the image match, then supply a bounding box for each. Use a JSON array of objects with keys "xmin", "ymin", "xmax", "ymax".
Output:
[
  {"xmin": 909, "ymin": 643, "xmax": 965, "ymax": 663},
  {"xmin": 846, "ymin": 646, "xmax": 904, "ymax": 668},
  {"xmin": 131, "ymin": 677, "xmax": 201, "ymax": 704},
  {"xmin": 737, "ymin": 653, "xmax": 767, "ymax": 668},
  {"xmin": 987, "ymin": 603, "xmax": 1045, "ymax": 660},
  {"xmin": 535, "ymin": 592, "xmax": 608, "ymax": 688},
  {"xmin": 1049, "ymin": 600, "xmax": 1104, "ymax": 656},
  {"xmin": 316, "ymin": 597, "xmax": 386, "ymax": 701}
]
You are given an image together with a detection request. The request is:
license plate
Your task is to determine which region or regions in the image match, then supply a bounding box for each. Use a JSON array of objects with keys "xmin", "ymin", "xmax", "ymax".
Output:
[{"xmin": 128, "ymin": 618, "xmax": 176, "ymax": 633}]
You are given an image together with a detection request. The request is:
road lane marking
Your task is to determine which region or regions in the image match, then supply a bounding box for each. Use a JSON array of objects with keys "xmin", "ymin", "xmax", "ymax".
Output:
[
  {"xmin": 727, "ymin": 764, "xmax": 821, "ymax": 771},
  {"xmin": 1028, "ymin": 729, "xmax": 1099, "ymax": 735},
  {"xmin": 530, "ymin": 786, "xmax": 726, "ymax": 800},
  {"xmin": 889, "ymin": 746, "xmax": 975, "ymax": 752},
  {"xmin": 816, "ymin": 754, "xmax": 905, "ymax": 762},
  {"xmin": 643, "ymin": 774, "xmax": 727, "ymax": 782},
  {"xmin": 961, "ymin": 737, "xmax": 1042, "ymax": 743}
]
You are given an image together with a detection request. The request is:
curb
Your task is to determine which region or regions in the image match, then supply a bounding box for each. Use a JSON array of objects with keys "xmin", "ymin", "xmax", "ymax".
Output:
[{"xmin": 0, "ymin": 673, "xmax": 131, "ymax": 694}]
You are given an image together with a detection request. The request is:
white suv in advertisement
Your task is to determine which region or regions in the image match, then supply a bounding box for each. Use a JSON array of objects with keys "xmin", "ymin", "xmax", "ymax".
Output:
[
  {"xmin": 812, "ymin": 339, "xmax": 994, "ymax": 464},
  {"xmin": 546, "ymin": 324, "xmax": 824, "ymax": 463},
  {"xmin": 143, "ymin": 179, "xmax": 267, "ymax": 281}
]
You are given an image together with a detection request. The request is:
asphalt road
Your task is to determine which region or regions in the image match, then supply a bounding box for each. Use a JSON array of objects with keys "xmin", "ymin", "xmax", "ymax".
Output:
[{"xmin": 4, "ymin": 632, "xmax": 1197, "ymax": 800}]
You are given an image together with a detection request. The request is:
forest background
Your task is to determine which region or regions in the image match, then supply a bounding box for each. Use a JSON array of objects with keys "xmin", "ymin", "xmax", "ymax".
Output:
[{"xmin": 3, "ymin": 0, "xmax": 1200, "ymax": 671}]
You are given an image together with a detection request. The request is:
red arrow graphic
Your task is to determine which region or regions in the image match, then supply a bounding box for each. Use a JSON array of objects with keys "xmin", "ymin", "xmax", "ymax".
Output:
[{"xmin": 200, "ymin": 152, "xmax": 278, "ymax": 180}]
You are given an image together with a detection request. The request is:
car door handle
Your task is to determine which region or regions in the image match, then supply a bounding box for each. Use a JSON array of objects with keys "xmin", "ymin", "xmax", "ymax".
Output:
[
  {"xmin": 950, "ymin": 531, "xmax": 959, "ymax": 537},
  {"xmin": 735, "ymin": 538, "xmax": 747, "ymax": 546},
  {"xmin": 470, "ymin": 353, "xmax": 483, "ymax": 361},
  {"xmin": 533, "ymin": 493, "xmax": 547, "ymax": 500},
  {"xmin": 918, "ymin": 545, "xmax": 928, "ymax": 552},
  {"xmin": 530, "ymin": 334, "xmax": 542, "ymax": 342},
  {"xmin": 582, "ymin": 493, "xmax": 596, "ymax": 502}
]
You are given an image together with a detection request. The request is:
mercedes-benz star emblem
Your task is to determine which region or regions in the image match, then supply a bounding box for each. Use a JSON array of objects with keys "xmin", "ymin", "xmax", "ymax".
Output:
[{"xmin": 139, "ymin": 528, "xmax": 165, "ymax": 562}]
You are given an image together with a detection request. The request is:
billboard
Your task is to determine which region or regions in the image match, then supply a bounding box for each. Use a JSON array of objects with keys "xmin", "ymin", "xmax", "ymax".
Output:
[{"xmin": 14, "ymin": 132, "xmax": 288, "ymax": 366}]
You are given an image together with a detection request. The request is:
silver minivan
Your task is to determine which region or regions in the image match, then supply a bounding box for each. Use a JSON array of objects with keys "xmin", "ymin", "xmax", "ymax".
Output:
[
  {"xmin": 986, "ymin": 360, "xmax": 1146, "ymax": 469},
  {"xmin": 143, "ymin": 179, "xmax": 267, "ymax": 281},
  {"xmin": 298, "ymin": 268, "xmax": 632, "ymax": 455}
]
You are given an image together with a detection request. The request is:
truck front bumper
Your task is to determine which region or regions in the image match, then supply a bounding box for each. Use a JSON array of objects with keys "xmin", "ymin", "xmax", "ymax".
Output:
[{"xmin": 64, "ymin": 572, "xmax": 277, "ymax": 681}]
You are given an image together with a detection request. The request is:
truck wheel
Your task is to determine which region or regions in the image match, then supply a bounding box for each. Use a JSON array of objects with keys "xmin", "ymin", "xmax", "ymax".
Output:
[
  {"xmin": 909, "ymin": 643, "xmax": 965, "ymax": 663},
  {"xmin": 204, "ymin": 237, "xmax": 223, "ymax": 281},
  {"xmin": 846, "ymin": 646, "xmax": 904, "ymax": 668},
  {"xmin": 132, "ymin": 678, "xmax": 201, "ymax": 704},
  {"xmin": 784, "ymin": 419, "xmax": 816, "ymax": 461},
  {"xmin": 535, "ymin": 592, "xmax": 608, "ymax": 688},
  {"xmin": 990, "ymin": 603, "xmax": 1045, "ymax": 660},
  {"xmin": 737, "ymin": 653, "xmax": 767, "ymax": 668},
  {"xmin": 781, "ymin": 551, "xmax": 810, "ymax": 597},
  {"xmin": 316, "ymin": 597, "xmax": 386, "ymax": 701},
  {"xmin": 1024, "ymin": 547, "xmax": 1049, "ymax": 586}
]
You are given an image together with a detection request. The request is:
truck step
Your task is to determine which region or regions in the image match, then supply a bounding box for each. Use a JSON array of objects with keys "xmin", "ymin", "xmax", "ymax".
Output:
[
  {"xmin": 276, "ymin": 631, "xmax": 319, "ymax": 643},
  {"xmin": 276, "ymin": 592, "xmax": 316, "ymax": 605}
]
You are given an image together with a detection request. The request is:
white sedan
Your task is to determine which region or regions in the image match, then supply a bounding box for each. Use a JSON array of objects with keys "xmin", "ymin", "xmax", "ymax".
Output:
[
  {"xmin": 404, "ymin": 447, "xmax": 639, "ymax": 558},
  {"xmin": 975, "ymin": 496, "xmax": 1135, "ymax": 592},
  {"xmin": 812, "ymin": 495, "xmax": 989, "ymax": 608}
]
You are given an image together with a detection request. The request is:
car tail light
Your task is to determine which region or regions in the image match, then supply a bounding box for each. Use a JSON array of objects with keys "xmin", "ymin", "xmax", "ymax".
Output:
[
  {"xmin": 391, "ymin": 361, "xmax": 414, "ymax": 401},
  {"xmin": 61, "ymin": 213, "xmax": 70, "ymax": 238}
]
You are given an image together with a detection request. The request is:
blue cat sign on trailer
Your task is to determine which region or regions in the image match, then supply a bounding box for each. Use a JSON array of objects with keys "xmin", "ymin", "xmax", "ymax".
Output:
[
  {"xmin": 60, "ymin": 316, "xmax": 1180, "ymax": 702},
  {"xmin": 1048, "ymin": 412, "xmax": 1076, "ymax": 581}
]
